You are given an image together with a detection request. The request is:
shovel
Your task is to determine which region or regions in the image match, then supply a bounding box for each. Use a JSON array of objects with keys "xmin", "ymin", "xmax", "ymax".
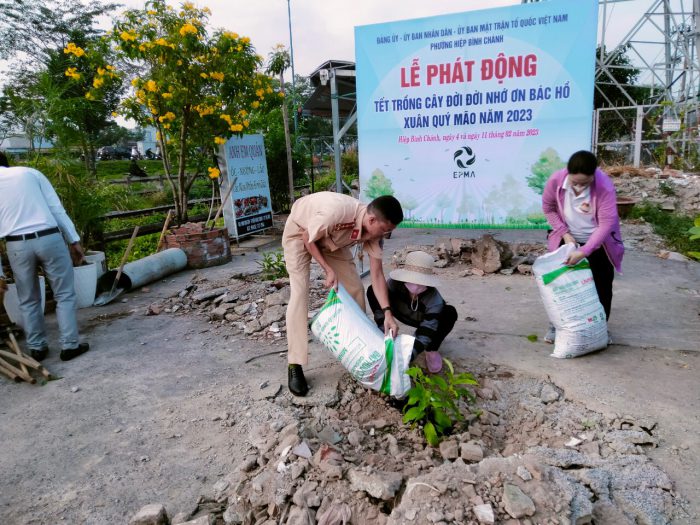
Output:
[{"xmin": 94, "ymin": 226, "xmax": 139, "ymax": 306}]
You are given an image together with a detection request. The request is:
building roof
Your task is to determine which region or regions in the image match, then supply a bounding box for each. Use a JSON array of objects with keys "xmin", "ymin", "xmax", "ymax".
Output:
[{"xmin": 303, "ymin": 60, "xmax": 356, "ymax": 118}]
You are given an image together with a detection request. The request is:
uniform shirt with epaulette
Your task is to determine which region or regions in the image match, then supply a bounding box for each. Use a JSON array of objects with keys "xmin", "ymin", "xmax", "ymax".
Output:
[{"xmin": 285, "ymin": 192, "xmax": 383, "ymax": 259}]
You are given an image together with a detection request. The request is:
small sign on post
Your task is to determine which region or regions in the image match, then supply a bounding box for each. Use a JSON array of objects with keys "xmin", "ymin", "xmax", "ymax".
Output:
[
  {"xmin": 662, "ymin": 118, "xmax": 681, "ymax": 132},
  {"xmin": 218, "ymin": 134, "xmax": 273, "ymax": 240}
]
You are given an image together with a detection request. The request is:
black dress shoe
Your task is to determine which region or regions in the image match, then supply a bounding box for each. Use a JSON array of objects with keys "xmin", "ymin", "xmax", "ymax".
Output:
[
  {"xmin": 288, "ymin": 364, "xmax": 309, "ymax": 397},
  {"xmin": 60, "ymin": 343, "xmax": 90, "ymax": 361},
  {"xmin": 30, "ymin": 347, "xmax": 49, "ymax": 362}
]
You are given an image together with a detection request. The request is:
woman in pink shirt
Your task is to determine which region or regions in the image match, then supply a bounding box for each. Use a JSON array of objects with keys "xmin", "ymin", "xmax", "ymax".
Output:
[{"xmin": 542, "ymin": 150, "xmax": 625, "ymax": 343}]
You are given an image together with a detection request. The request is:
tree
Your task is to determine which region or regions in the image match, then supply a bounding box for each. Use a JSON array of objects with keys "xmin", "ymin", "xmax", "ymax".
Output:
[
  {"xmin": 266, "ymin": 45, "xmax": 294, "ymax": 208},
  {"xmin": 399, "ymin": 194, "xmax": 418, "ymax": 220},
  {"xmin": 364, "ymin": 168, "xmax": 394, "ymax": 199},
  {"xmin": 0, "ymin": 0, "xmax": 121, "ymax": 168},
  {"xmin": 0, "ymin": 0, "xmax": 117, "ymax": 66},
  {"xmin": 110, "ymin": 0, "xmax": 275, "ymax": 223},
  {"xmin": 49, "ymin": 34, "xmax": 123, "ymax": 173},
  {"xmin": 526, "ymin": 148, "xmax": 565, "ymax": 195}
]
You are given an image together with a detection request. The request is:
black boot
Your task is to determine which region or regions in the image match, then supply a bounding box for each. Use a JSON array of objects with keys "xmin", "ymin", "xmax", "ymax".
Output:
[
  {"xmin": 30, "ymin": 346, "xmax": 49, "ymax": 362},
  {"xmin": 288, "ymin": 364, "xmax": 309, "ymax": 397},
  {"xmin": 60, "ymin": 343, "xmax": 90, "ymax": 361}
]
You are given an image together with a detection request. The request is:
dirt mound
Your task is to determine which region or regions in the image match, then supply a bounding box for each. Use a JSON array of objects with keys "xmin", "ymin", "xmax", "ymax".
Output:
[{"xmin": 143, "ymin": 367, "xmax": 686, "ymax": 525}]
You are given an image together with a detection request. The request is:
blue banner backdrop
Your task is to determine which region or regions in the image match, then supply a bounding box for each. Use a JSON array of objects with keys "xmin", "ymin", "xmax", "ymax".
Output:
[{"xmin": 355, "ymin": 0, "xmax": 597, "ymax": 228}]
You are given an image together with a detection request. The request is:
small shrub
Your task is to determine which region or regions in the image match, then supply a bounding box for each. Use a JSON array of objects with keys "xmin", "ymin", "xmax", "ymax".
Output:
[
  {"xmin": 257, "ymin": 250, "xmax": 288, "ymax": 280},
  {"xmin": 689, "ymin": 216, "xmax": 700, "ymax": 260},
  {"xmin": 630, "ymin": 202, "xmax": 700, "ymax": 256},
  {"xmin": 659, "ymin": 181, "xmax": 676, "ymax": 197},
  {"xmin": 402, "ymin": 359, "xmax": 478, "ymax": 446}
]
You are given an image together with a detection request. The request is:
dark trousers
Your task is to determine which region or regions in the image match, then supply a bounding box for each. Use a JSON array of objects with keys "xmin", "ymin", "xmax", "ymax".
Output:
[
  {"xmin": 366, "ymin": 285, "xmax": 458, "ymax": 352},
  {"xmin": 587, "ymin": 247, "xmax": 614, "ymax": 321}
]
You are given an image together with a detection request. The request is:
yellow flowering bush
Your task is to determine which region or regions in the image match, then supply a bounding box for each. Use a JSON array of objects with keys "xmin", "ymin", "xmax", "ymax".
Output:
[{"xmin": 111, "ymin": 0, "xmax": 275, "ymax": 222}]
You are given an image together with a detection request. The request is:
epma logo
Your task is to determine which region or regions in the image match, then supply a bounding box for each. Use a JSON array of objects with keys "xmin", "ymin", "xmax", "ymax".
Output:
[
  {"xmin": 453, "ymin": 146, "xmax": 476, "ymax": 178},
  {"xmin": 453, "ymin": 146, "xmax": 475, "ymax": 168}
]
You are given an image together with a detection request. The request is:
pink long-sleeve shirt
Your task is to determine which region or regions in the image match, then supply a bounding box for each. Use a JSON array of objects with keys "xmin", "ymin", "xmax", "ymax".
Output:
[{"xmin": 542, "ymin": 167, "xmax": 624, "ymax": 272}]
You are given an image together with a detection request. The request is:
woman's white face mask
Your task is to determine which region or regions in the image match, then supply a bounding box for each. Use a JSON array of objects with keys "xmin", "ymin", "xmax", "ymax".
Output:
[{"xmin": 405, "ymin": 282, "xmax": 428, "ymax": 296}]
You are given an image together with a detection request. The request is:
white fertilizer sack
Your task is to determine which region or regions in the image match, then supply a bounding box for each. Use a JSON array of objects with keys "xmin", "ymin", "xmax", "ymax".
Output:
[
  {"xmin": 311, "ymin": 285, "xmax": 414, "ymax": 397},
  {"xmin": 533, "ymin": 243, "xmax": 608, "ymax": 358}
]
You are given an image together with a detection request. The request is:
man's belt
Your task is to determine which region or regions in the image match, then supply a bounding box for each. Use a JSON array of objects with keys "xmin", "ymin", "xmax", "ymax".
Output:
[{"xmin": 5, "ymin": 227, "xmax": 61, "ymax": 242}]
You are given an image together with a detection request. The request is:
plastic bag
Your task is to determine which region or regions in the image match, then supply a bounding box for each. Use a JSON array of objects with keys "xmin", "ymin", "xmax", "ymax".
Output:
[
  {"xmin": 311, "ymin": 285, "xmax": 414, "ymax": 397},
  {"xmin": 533, "ymin": 243, "xmax": 608, "ymax": 358}
]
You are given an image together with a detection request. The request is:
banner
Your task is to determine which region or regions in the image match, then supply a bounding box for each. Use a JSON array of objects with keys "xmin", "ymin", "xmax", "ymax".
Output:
[
  {"xmin": 355, "ymin": 0, "xmax": 598, "ymax": 228},
  {"xmin": 219, "ymin": 134, "xmax": 273, "ymax": 238}
]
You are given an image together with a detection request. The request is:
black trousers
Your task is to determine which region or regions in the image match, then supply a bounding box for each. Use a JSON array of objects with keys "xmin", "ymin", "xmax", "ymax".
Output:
[
  {"xmin": 587, "ymin": 246, "xmax": 615, "ymax": 321},
  {"xmin": 366, "ymin": 285, "xmax": 457, "ymax": 352}
]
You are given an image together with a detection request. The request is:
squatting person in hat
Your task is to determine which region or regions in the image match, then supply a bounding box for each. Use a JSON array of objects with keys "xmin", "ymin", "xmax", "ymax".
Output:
[
  {"xmin": 0, "ymin": 151, "xmax": 90, "ymax": 362},
  {"xmin": 367, "ymin": 250, "xmax": 457, "ymax": 374},
  {"xmin": 283, "ymin": 192, "xmax": 404, "ymax": 397}
]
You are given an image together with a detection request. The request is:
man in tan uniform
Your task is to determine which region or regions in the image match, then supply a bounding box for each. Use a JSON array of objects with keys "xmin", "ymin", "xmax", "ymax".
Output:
[{"xmin": 283, "ymin": 192, "xmax": 403, "ymax": 396}]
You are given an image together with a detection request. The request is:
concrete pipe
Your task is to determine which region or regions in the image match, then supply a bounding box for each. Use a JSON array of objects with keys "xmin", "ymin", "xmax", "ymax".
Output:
[{"xmin": 97, "ymin": 248, "xmax": 187, "ymax": 294}]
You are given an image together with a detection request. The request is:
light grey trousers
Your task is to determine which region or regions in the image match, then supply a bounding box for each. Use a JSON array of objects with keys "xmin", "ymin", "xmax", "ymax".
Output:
[{"xmin": 6, "ymin": 232, "xmax": 79, "ymax": 350}]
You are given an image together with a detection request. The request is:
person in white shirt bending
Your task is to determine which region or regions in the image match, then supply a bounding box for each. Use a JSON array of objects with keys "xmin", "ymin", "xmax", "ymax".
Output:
[{"xmin": 0, "ymin": 151, "xmax": 90, "ymax": 362}]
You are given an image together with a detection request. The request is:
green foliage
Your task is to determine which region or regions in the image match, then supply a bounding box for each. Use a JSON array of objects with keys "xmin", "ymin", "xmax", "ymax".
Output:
[
  {"xmin": 526, "ymin": 148, "xmax": 565, "ymax": 195},
  {"xmin": 658, "ymin": 181, "xmax": 676, "ymax": 197},
  {"xmin": 402, "ymin": 359, "xmax": 478, "ymax": 446},
  {"xmin": 29, "ymin": 155, "xmax": 115, "ymax": 247},
  {"xmin": 257, "ymin": 250, "xmax": 288, "ymax": 280},
  {"xmin": 629, "ymin": 203, "xmax": 700, "ymax": 257},
  {"xmin": 688, "ymin": 216, "xmax": 700, "ymax": 260},
  {"xmin": 105, "ymin": 232, "xmax": 159, "ymax": 268}
]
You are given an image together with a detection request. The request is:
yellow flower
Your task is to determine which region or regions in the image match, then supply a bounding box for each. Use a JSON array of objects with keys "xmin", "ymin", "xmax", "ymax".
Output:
[
  {"xmin": 131, "ymin": 78, "xmax": 140, "ymax": 87},
  {"xmin": 214, "ymin": 137, "xmax": 226, "ymax": 145},
  {"xmin": 111, "ymin": 111, "xmax": 119, "ymax": 117},
  {"xmin": 208, "ymin": 167, "xmax": 220, "ymax": 179},
  {"xmin": 223, "ymin": 31, "xmax": 239, "ymax": 39},
  {"xmin": 158, "ymin": 112, "xmax": 176, "ymax": 122},
  {"xmin": 278, "ymin": 92, "xmax": 285, "ymax": 98},
  {"xmin": 85, "ymin": 91, "xmax": 94, "ymax": 100},
  {"xmin": 220, "ymin": 114, "xmax": 233, "ymax": 125},
  {"xmin": 179, "ymin": 23, "xmax": 198, "ymax": 36},
  {"xmin": 120, "ymin": 31, "xmax": 137, "ymax": 42},
  {"xmin": 147, "ymin": 9, "xmax": 157, "ymax": 15},
  {"xmin": 136, "ymin": 89, "xmax": 146, "ymax": 102},
  {"xmin": 230, "ymin": 124, "xmax": 243, "ymax": 132},
  {"xmin": 106, "ymin": 65, "xmax": 115, "ymax": 71},
  {"xmin": 251, "ymin": 101, "xmax": 260, "ymax": 109},
  {"xmin": 200, "ymin": 72, "xmax": 208, "ymax": 79},
  {"xmin": 162, "ymin": 123, "xmax": 171, "ymax": 130},
  {"xmin": 96, "ymin": 67, "xmax": 106, "ymax": 76},
  {"xmin": 255, "ymin": 89, "xmax": 264, "ymax": 98},
  {"xmin": 203, "ymin": 6, "xmax": 211, "ymax": 14},
  {"xmin": 243, "ymin": 120, "xmax": 250, "ymax": 127},
  {"xmin": 177, "ymin": 60, "xmax": 183, "ymax": 66},
  {"xmin": 93, "ymin": 77, "xmax": 104, "ymax": 88},
  {"xmin": 241, "ymin": 37, "xmax": 250, "ymax": 44},
  {"xmin": 146, "ymin": 80, "xmax": 157, "ymax": 92},
  {"xmin": 161, "ymin": 93, "xmax": 173, "ymax": 99},
  {"xmin": 209, "ymin": 71, "xmax": 224, "ymax": 81},
  {"xmin": 64, "ymin": 43, "xmax": 85, "ymax": 57},
  {"xmin": 139, "ymin": 44, "xmax": 147, "ymax": 52},
  {"xmin": 155, "ymin": 38, "xmax": 170, "ymax": 47},
  {"xmin": 64, "ymin": 67, "xmax": 81, "ymax": 80},
  {"xmin": 266, "ymin": 87, "xmax": 273, "ymax": 93},
  {"xmin": 155, "ymin": 131, "xmax": 162, "ymax": 141},
  {"xmin": 183, "ymin": 1, "xmax": 194, "ymax": 9}
]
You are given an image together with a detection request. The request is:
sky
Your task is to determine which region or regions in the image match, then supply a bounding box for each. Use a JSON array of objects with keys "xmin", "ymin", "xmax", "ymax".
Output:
[{"xmin": 103, "ymin": 0, "xmax": 650, "ymax": 77}]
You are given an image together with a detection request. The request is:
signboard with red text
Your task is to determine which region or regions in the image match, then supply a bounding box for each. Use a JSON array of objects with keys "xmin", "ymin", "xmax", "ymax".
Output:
[
  {"xmin": 219, "ymin": 134, "xmax": 273, "ymax": 239},
  {"xmin": 355, "ymin": 0, "xmax": 597, "ymax": 227}
]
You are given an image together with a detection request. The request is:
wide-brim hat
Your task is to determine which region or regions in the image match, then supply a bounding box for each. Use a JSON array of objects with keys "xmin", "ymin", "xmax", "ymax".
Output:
[{"xmin": 389, "ymin": 250, "xmax": 441, "ymax": 288}]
